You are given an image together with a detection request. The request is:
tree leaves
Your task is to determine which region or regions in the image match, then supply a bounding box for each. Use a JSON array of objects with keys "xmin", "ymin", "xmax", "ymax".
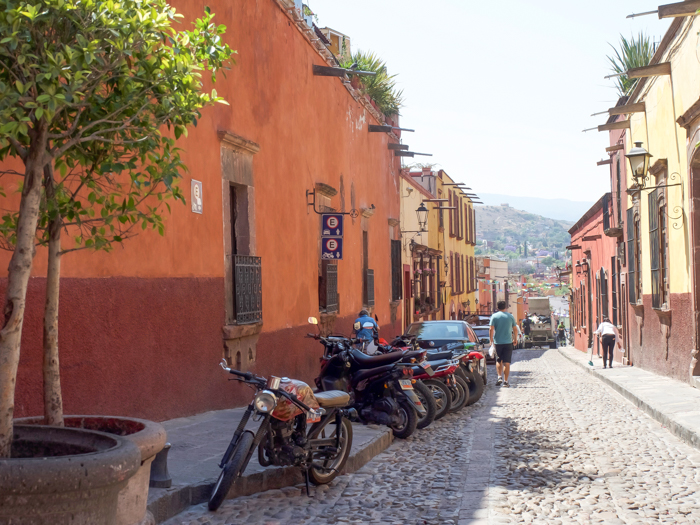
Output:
[{"xmin": 0, "ymin": 0, "xmax": 235, "ymax": 253}]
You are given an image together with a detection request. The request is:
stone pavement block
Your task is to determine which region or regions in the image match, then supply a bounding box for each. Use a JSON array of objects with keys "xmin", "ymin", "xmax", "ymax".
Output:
[
  {"xmin": 559, "ymin": 347, "xmax": 700, "ymax": 453},
  {"xmin": 147, "ymin": 407, "xmax": 393, "ymax": 523}
]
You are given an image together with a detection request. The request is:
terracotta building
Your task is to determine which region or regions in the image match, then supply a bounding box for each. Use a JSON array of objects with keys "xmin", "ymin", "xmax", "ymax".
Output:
[{"xmin": 0, "ymin": 1, "xmax": 406, "ymax": 420}]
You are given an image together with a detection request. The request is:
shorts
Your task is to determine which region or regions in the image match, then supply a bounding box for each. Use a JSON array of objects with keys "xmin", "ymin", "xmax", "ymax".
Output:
[{"xmin": 495, "ymin": 343, "xmax": 513, "ymax": 364}]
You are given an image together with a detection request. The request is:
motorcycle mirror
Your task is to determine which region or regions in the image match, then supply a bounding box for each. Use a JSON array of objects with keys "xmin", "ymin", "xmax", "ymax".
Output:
[
  {"xmin": 374, "ymin": 314, "xmax": 378, "ymax": 322},
  {"xmin": 308, "ymin": 317, "xmax": 318, "ymax": 325}
]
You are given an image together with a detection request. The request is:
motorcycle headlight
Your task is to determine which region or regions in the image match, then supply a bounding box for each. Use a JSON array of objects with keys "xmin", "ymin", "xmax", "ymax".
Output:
[{"xmin": 254, "ymin": 390, "xmax": 278, "ymax": 413}]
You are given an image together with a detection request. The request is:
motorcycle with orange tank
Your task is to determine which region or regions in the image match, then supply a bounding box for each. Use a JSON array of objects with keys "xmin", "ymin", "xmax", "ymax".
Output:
[{"xmin": 208, "ymin": 359, "xmax": 355, "ymax": 511}]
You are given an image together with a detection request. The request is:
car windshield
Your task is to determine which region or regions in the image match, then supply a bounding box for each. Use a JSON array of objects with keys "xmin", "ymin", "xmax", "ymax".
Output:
[{"xmin": 406, "ymin": 322, "xmax": 465, "ymax": 339}]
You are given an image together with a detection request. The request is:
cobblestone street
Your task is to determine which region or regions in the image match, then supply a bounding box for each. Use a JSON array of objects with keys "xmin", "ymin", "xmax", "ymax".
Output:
[{"xmin": 165, "ymin": 349, "xmax": 700, "ymax": 525}]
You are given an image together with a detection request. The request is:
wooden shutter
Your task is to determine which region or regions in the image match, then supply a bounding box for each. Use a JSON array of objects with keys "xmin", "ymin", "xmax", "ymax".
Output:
[
  {"xmin": 391, "ymin": 240, "xmax": 402, "ymax": 301},
  {"xmin": 449, "ymin": 192, "xmax": 454, "ymax": 236},
  {"xmin": 649, "ymin": 189, "xmax": 660, "ymax": 308},
  {"xmin": 465, "ymin": 204, "xmax": 469, "ymax": 244},
  {"xmin": 627, "ymin": 207, "xmax": 636, "ymax": 304}
]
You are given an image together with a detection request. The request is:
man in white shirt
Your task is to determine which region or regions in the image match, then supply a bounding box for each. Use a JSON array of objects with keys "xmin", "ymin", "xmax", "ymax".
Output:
[{"xmin": 593, "ymin": 317, "xmax": 621, "ymax": 369}]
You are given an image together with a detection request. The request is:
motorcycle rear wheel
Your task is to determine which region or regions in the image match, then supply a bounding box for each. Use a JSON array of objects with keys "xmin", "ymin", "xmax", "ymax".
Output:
[
  {"xmin": 391, "ymin": 396, "xmax": 418, "ymax": 439},
  {"xmin": 448, "ymin": 376, "xmax": 469, "ymax": 412},
  {"xmin": 413, "ymin": 380, "xmax": 437, "ymax": 429},
  {"xmin": 423, "ymin": 379, "xmax": 452, "ymax": 420},
  {"xmin": 308, "ymin": 416, "xmax": 353, "ymax": 485},
  {"xmin": 208, "ymin": 431, "xmax": 254, "ymax": 511}
]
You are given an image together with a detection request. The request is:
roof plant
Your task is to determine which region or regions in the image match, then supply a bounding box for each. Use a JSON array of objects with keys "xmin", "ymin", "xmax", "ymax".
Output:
[
  {"xmin": 0, "ymin": 0, "xmax": 234, "ymax": 457},
  {"xmin": 607, "ymin": 32, "xmax": 654, "ymax": 97},
  {"xmin": 341, "ymin": 51, "xmax": 403, "ymax": 116}
]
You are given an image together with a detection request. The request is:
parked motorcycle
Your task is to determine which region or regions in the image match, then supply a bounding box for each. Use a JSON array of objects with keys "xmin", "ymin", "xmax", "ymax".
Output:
[
  {"xmin": 209, "ymin": 359, "xmax": 354, "ymax": 511},
  {"xmin": 309, "ymin": 318, "xmax": 427, "ymax": 439}
]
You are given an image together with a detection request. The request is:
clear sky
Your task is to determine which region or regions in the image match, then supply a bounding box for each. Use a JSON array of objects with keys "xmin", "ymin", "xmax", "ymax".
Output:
[{"xmin": 309, "ymin": 0, "xmax": 671, "ymax": 202}]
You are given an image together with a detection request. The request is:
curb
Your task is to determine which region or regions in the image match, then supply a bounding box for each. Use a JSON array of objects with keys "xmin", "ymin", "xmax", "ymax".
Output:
[
  {"xmin": 148, "ymin": 425, "xmax": 393, "ymax": 524},
  {"xmin": 558, "ymin": 348, "xmax": 700, "ymax": 452}
]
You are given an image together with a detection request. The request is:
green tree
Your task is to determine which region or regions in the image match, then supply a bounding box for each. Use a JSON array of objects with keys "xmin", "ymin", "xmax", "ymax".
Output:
[
  {"xmin": 0, "ymin": 0, "xmax": 234, "ymax": 457},
  {"xmin": 341, "ymin": 50, "xmax": 403, "ymax": 116},
  {"xmin": 607, "ymin": 33, "xmax": 654, "ymax": 97}
]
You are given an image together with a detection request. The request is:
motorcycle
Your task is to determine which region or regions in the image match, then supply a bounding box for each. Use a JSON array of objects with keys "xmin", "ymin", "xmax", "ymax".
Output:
[
  {"xmin": 209, "ymin": 359, "xmax": 355, "ymax": 511},
  {"xmin": 387, "ymin": 336, "xmax": 485, "ymax": 408},
  {"xmin": 309, "ymin": 318, "xmax": 427, "ymax": 439}
]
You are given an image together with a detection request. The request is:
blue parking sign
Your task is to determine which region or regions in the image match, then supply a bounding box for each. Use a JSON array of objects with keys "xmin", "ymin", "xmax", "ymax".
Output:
[
  {"xmin": 322, "ymin": 214, "xmax": 343, "ymax": 237},
  {"xmin": 321, "ymin": 237, "xmax": 343, "ymax": 260}
]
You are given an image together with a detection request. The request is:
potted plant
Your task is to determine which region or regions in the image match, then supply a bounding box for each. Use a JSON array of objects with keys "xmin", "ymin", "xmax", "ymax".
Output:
[{"xmin": 0, "ymin": 2, "xmax": 233, "ymax": 522}]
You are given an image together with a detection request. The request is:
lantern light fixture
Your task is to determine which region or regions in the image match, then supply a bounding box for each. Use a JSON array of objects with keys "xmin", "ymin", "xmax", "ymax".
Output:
[
  {"xmin": 625, "ymin": 141, "xmax": 652, "ymax": 189},
  {"xmin": 416, "ymin": 203, "xmax": 429, "ymax": 231}
]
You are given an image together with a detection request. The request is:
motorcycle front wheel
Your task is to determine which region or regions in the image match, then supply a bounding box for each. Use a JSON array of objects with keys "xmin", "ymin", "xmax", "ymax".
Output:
[
  {"xmin": 391, "ymin": 396, "xmax": 418, "ymax": 439},
  {"xmin": 422, "ymin": 379, "xmax": 452, "ymax": 420},
  {"xmin": 308, "ymin": 416, "xmax": 353, "ymax": 485},
  {"xmin": 208, "ymin": 431, "xmax": 254, "ymax": 511}
]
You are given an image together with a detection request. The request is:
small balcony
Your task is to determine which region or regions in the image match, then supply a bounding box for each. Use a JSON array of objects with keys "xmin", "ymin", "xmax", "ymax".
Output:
[{"xmin": 603, "ymin": 192, "xmax": 623, "ymax": 238}]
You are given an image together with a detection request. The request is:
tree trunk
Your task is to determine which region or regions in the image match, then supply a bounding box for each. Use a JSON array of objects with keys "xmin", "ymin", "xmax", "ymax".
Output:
[
  {"xmin": 0, "ymin": 134, "xmax": 47, "ymax": 457},
  {"xmin": 43, "ymin": 164, "xmax": 63, "ymax": 426}
]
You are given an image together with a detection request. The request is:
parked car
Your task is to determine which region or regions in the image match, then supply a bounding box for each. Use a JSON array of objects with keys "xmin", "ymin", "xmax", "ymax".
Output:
[{"xmin": 404, "ymin": 320, "xmax": 487, "ymax": 385}]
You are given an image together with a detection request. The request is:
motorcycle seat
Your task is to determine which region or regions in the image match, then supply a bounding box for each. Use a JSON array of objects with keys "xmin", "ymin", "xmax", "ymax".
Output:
[
  {"xmin": 427, "ymin": 350, "xmax": 453, "ymax": 360},
  {"xmin": 315, "ymin": 390, "xmax": 350, "ymax": 408},
  {"xmin": 426, "ymin": 358, "xmax": 450, "ymax": 368},
  {"xmin": 350, "ymin": 348, "xmax": 406, "ymax": 368}
]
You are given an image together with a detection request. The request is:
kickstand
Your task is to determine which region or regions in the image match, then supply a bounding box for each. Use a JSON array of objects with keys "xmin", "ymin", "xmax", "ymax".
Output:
[{"xmin": 304, "ymin": 469, "xmax": 311, "ymax": 497}]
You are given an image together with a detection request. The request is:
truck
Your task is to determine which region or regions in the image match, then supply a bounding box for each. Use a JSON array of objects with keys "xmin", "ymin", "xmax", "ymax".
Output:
[{"xmin": 524, "ymin": 297, "xmax": 556, "ymax": 349}]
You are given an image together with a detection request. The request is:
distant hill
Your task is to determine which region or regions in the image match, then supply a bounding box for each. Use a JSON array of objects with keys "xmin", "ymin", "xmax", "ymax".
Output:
[
  {"xmin": 477, "ymin": 193, "xmax": 593, "ymax": 222},
  {"xmin": 476, "ymin": 204, "xmax": 572, "ymax": 261}
]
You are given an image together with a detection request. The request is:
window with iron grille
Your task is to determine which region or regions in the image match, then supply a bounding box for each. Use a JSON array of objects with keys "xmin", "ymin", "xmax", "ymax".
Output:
[
  {"xmin": 233, "ymin": 255, "xmax": 262, "ymax": 324},
  {"xmin": 319, "ymin": 262, "xmax": 338, "ymax": 313},
  {"xmin": 659, "ymin": 203, "xmax": 668, "ymax": 307},
  {"xmin": 449, "ymin": 192, "xmax": 454, "ymax": 237},
  {"xmin": 391, "ymin": 240, "xmax": 402, "ymax": 301},
  {"xmin": 366, "ymin": 269, "xmax": 375, "ymax": 307},
  {"xmin": 600, "ymin": 269, "xmax": 608, "ymax": 319},
  {"xmin": 627, "ymin": 207, "xmax": 636, "ymax": 304},
  {"xmin": 602, "ymin": 193, "xmax": 611, "ymax": 231},
  {"xmin": 649, "ymin": 189, "xmax": 662, "ymax": 308},
  {"xmin": 611, "ymin": 257, "xmax": 618, "ymax": 326}
]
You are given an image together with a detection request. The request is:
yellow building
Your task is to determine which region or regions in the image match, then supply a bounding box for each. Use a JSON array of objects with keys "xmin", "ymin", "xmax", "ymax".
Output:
[
  {"xmin": 399, "ymin": 169, "xmax": 443, "ymax": 329},
  {"xmin": 436, "ymin": 170, "xmax": 477, "ymax": 320},
  {"xmin": 606, "ymin": 15, "xmax": 700, "ymax": 383}
]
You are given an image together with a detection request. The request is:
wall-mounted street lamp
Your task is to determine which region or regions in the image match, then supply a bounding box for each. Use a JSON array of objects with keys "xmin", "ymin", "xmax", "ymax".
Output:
[
  {"xmin": 401, "ymin": 203, "xmax": 430, "ymax": 234},
  {"xmin": 625, "ymin": 141, "xmax": 653, "ymax": 189},
  {"xmin": 416, "ymin": 202, "xmax": 429, "ymax": 230},
  {"xmin": 581, "ymin": 260, "xmax": 590, "ymax": 274}
]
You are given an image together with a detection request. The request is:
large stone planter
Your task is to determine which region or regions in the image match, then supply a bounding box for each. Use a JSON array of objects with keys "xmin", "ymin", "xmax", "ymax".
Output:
[
  {"xmin": 0, "ymin": 425, "xmax": 140, "ymax": 524},
  {"xmin": 16, "ymin": 416, "xmax": 166, "ymax": 525}
]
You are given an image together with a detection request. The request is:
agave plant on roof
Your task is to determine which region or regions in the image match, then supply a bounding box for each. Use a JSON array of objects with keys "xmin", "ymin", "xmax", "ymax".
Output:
[
  {"xmin": 607, "ymin": 32, "xmax": 654, "ymax": 97},
  {"xmin": 341, "ymin": 50, "xmax": 404, "ymax": 116}
]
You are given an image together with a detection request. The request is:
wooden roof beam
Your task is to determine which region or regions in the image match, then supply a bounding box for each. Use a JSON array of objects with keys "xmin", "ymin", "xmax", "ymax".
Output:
[
  {"xmin": 659, "ymin": 1, "xmax": 700, "ymax": 18},
  {"xmin": 608, "ymin": 102, "xmax": 645, "ymax": 116},
  {"xmin": 606, "ymin": 144, "xmax": 625, "ymax": 153},
  {"xmin": 627, "ymin": 62, "xmax": 671, "ymax": 79},
  {"xmin": 598, "ymin": 120, "xmax": 631, "ymax": 132}
]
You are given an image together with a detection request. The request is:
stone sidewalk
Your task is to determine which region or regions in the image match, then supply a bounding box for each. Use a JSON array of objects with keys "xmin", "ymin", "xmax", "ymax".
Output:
[
  {"xmin": 147, "ymin": 407, "xmax": 393, "ymax": 523},
  {"xmin": 559, "ymin": 346, "xmax": 700, "ymax": 451}
]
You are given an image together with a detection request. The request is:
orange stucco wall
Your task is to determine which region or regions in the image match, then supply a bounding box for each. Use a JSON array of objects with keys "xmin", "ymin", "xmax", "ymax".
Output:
[
  {"xmin": 0, "ymin": 0, "xmax": 403, "ymax": 420},
  {"xmin": 0, "ymin": 0, "xmax": 401, "ymax": 333}
]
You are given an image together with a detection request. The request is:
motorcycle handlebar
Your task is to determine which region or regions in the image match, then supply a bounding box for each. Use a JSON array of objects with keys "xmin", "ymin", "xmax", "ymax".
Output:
[{"xmin": 219, "ymin": 360, "xmax": 265, "ymax": 384}]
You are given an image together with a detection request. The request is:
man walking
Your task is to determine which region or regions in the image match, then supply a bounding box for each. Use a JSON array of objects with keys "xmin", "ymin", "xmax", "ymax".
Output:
[{"xmin": 489, "ymin": 300, "xmax": 518, "ymax": 387}]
